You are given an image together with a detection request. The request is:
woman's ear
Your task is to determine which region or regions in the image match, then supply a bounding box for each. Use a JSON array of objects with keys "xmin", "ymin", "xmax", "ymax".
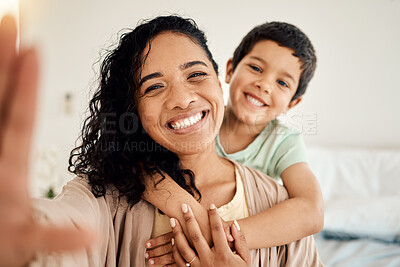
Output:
[{"xmin": 225, "ymin": 58, "xmax": 233, "ymax": 84}]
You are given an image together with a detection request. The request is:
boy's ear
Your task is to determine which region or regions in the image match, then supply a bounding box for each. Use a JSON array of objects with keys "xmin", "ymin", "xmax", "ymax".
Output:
[
  {"xmin": 286, "ymin": 96, "xmax": 303, "ymax": 111},
  {"xmin": 225, "ymin": 58, "xmax": 234, "ymax": 84}
]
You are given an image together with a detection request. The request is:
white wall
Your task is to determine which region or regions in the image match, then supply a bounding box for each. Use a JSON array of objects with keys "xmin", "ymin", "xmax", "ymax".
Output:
[{"xmin": 15, "ymin": 0, "xmax": 400, "ymax": 195}]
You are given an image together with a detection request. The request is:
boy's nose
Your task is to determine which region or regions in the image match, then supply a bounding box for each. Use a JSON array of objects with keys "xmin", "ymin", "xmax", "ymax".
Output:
[
  {"xmin": 165, "ymin": 83, "xmax": 198, "ymax": 110},
  {"xmin": 255, "ymin": 79, "xmax": 272, "ymax": 94}
]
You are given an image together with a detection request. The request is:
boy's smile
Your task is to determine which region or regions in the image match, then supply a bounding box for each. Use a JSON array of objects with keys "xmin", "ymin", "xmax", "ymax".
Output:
[{"xmin": 225, "ymin": 40, "xmax": 303, "ymax": 128}]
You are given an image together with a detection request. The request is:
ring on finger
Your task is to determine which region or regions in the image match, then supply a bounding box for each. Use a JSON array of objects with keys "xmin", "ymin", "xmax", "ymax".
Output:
[{"xmin": 185, "ymin": 256, "xmax": 197, "ymax": 267}]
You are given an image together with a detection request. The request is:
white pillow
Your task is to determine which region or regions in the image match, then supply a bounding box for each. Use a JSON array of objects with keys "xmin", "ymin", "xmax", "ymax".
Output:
[{"xmin": 323, "ymin": 196, "xmax": 400, "ymax": 243}]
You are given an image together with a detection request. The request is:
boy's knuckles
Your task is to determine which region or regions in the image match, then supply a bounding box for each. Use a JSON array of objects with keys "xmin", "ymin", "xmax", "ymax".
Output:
[
  {"xmin": 152, "ymin": 253, "xmax": 174, "ymax": 265},
  {"xmin": 161, "ymin": 244, "xmax": 172, "ymax": 254},
  {"xmin": 163, "ymin": 233, "xmax": 173, "ymax": 242}
]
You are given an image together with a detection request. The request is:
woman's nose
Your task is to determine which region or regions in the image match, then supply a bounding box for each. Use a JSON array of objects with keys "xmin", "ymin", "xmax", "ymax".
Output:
[{"xmin": 166, "ymin": 83, "xmax": 198, "ymax": 110}]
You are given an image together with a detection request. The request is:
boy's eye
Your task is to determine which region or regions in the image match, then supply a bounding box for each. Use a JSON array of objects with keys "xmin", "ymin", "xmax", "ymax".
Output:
[
  {"xmin": 250, "ymin": 65, "xmax": 262, "ymax": 73},
  {"xmin": 145, "ymin": 84, "xmax": 164, "ymax": 94},
  {"xmin": 277, "ymin": 80, "xmax": 289, "ymax": 88},
  {"xmin": 188, "ymin": 72, "xmax": 207, "ymax": 79}
]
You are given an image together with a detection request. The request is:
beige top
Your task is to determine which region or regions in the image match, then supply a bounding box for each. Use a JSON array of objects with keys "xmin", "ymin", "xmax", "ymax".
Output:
[
  {"xmin": 149, "ymin": 167, "xmax": 249, "ymax": 267},
  {"xmin": 30, "ymin": 160, "xmax": 323, "ymax": 267}
]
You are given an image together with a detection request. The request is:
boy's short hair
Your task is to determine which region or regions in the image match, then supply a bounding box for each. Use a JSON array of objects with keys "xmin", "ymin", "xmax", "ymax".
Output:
[{"xmin": 231, "ymin": 22, "xmax": 317, "ymax": 100}]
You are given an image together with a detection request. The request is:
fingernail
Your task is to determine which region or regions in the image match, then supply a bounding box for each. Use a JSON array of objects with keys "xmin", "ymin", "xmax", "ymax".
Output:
[
  {"xmin": 209, "ymin": 203, "xmax": 216, "ymax": 210},
  {"xmin": 146, "ymin": 242, "xmax": 152, "ymax": 248},
  {"xmin": 182, "ymin": 203, "xmax": 188, "ymax": 213},
  {"xmin": 170, "ymin": 217, "xmax": 176, "ymax": 228},
  {"xmin": 233, "ymin": 220, "xmax": 241, "ymax": 231},
  {"xmin": 228, "ymin": 234, "xmax": 234, "ymax": 241},
  {"xmin": 149, "ymin": 259, "xmax": 154, "ymax": 265},
  {"xmin": 145, "ymin": 252, "xmax": 149, "ymax": 259},
  {"xmin": 171, "ymin": 237, "xmax": 175, "ymax": 246}
]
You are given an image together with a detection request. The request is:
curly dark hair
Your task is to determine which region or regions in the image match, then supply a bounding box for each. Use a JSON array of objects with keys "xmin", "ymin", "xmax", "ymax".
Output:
[
  {"xmin": 232, "ymin": 21, "xmax": 317, "ymax": 100},
  {"xmin": 68, "ymin": 15, "xmax": 219, "ymax": 208}
]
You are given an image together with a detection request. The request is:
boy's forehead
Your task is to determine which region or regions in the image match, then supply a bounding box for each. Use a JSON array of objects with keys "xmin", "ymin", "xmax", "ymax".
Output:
[{"xmin": 241, "ymin": 40, "xmax": 302, "ymax": 84}]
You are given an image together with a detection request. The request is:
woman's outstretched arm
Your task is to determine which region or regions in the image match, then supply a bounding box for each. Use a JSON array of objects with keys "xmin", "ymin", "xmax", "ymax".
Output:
[{"xmin": 0, "ymin": 15, "xmax": 94, "ymax": 266}]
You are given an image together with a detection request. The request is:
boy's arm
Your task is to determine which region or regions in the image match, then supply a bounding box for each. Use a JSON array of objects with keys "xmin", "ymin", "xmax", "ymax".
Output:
[
  {"xmin": 142, "ymin": 174, "xmax": 213, "ymax": 246},
  {"xmin": 143, "ymin": 162, "xmax": 324, "ymax": 249},
  {"xmin": 237, "ymin": 162, "xmax": 324, "ymax": 249}
]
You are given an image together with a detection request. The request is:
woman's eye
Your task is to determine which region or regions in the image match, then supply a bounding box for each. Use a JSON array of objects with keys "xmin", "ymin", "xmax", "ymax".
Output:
[
  {"xmin": 277, "ymin": 80, "xmax": 289, "ymax": 88},
  {"xmin": 188, "ymin": 72, "xmax": 207, "ymax": 79},
  {"xmin": 145, "ymin": 84, "xmax": 163, "ymax": 94},
  {"xmin": 250, "ymin": 65, "xmax": 262, "ymax": 73}
]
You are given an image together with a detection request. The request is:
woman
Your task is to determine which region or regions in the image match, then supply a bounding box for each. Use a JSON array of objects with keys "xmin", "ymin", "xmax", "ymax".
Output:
[{"xmin": 0, "ymin": 15, "xmax": 320, "ymax": 266}]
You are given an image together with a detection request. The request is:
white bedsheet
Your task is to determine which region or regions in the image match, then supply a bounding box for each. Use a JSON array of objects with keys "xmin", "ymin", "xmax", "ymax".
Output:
[{"xmin": 315, "ymin": 233, "xmax": 400, "ymax": 267}]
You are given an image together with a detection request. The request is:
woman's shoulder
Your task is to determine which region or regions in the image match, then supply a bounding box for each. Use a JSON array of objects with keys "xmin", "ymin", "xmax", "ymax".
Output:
[{"xmin": 229, "ymin": 160, "xmax": 289, "ymax": 213}]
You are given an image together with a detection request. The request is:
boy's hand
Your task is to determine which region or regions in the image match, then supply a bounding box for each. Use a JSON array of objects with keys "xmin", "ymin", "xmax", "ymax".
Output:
[{"xmin": 145, "ymin": 231, "xmax": 174, "ymax": 266}]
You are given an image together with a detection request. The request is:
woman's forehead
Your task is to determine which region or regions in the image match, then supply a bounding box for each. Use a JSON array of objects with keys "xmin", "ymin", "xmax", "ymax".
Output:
[{"xmin": 141, "ymin": 32, "xmax": 211, "ymax": 73}]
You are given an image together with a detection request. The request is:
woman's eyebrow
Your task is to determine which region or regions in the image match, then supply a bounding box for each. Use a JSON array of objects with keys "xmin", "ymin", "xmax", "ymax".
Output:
[
  {"xmin": 180, "ymin": 60, "xmax": 208, "ymax": 70},
  {"xmin": 139, "ymin": 61, "xmax": 207, "ymax": 86},
  {"xmin": 139, "ymin": 72, "xmax": 162, "ymax": 87}
]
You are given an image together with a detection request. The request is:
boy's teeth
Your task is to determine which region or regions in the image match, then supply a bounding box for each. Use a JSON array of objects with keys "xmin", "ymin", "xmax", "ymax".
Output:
[
  {"xmin": 170, "ymin": 112, "xmax": 203, "ymax": 130},
  {"xmin": 246, "ymin": 94, "xmax": 264, "ymax": 107}
]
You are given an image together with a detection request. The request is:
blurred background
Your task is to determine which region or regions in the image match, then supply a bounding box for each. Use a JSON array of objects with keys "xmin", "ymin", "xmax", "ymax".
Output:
[{"xmin": 1, "ymin": 0, "xmax": 399, "ymax": 195}]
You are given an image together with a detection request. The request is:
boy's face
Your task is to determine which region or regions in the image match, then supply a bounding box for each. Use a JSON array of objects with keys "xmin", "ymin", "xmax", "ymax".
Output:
[{"xmin": 226, "ymin": 40, "xmax": 302, "ymax": 128}]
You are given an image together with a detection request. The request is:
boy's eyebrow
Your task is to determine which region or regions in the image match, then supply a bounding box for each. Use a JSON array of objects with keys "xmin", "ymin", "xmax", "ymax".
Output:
[
  {"xmin": 281, "ymin": 71, "xmax": 296, "ymax": 84},
  {"xmin": 180, "ymin": 60, "xmax": 208, "ymax": 70},
  {"xmin": 139, "ymin": 72, "xmax": 163, "ymax": 87}
]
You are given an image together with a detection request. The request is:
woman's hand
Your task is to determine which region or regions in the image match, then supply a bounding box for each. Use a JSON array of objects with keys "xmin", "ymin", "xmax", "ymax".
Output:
[
  {"xmin": 169, "ymin": 203, "xmax": 250, "ymax": 267},
  {"xmin": 0, "ymin": 15, "xmax": 94, "ymax": 267},
  {"xmin": 145, "ymin": 216, "xmax": 234, "ymax": 266}
]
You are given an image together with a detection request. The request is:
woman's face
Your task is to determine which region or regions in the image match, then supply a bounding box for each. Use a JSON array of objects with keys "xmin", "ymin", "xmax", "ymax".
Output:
[{"xmin": 137, "ymin": 32, "xmax": 224, "ymax": 155}]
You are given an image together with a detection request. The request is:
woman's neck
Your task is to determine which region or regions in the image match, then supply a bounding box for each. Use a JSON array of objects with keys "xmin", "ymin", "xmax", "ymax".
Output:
[{"xmin": 178, "ymin": 141, "xmax": 233, "ymax": 187}]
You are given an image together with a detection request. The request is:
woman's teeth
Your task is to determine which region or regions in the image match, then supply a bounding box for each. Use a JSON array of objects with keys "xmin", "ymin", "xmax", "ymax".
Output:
[
  {"xmin": 246, "ymin": 94, "xmax": 265, "ymax": 107},
  {"xmin": 170, "ymin": 112, "xmax": 203, "ymax": 130}
]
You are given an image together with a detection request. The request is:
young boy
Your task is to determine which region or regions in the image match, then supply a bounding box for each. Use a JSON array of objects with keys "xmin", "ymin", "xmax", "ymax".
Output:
[{"xmin": 144, "ymin": 21, "xmax": 323, "ymax": 265}]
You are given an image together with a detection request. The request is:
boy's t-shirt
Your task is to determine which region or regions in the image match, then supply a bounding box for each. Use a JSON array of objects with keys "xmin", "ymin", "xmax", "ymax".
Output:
[{"xmin": 216, "ymin": 119, "xmax": 307, "ymax": 184}]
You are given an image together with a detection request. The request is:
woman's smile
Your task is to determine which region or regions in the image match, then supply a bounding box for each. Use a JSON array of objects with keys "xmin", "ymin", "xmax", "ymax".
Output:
[{"xmin": 166, "ymin": 110, "xmax": 209, "ymax": 133}]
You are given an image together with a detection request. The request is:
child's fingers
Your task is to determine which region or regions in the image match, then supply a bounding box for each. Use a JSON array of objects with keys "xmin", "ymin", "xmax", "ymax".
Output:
[
  {"xmin": 208, "ymin": 204, "xmax": 231, "ymax": 253},
  {"xmin": 147, "ymin": 252, "xmax": 174, "ymax": 266},
  {"xmin": 146, "ymin": 242, "xmax": 173, "ymax": 260},
  {"xmin": 145, "ymin": 231, "xmax": 173, "ymax": 249},
  {"xmin": 231, "ymin": 220, "xmax": 250, "ymax": 264}
]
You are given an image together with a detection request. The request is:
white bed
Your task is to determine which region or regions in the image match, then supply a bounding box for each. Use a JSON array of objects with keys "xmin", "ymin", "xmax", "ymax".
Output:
[{"xmin": 308, "ymin": 147, "xmax": 400, "ymax": 266}]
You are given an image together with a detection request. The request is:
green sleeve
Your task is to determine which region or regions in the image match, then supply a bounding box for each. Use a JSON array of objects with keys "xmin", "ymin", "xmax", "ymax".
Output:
[{"xmin": 269, "ymin": 132, "xmax": 308, "ymax": 181}]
